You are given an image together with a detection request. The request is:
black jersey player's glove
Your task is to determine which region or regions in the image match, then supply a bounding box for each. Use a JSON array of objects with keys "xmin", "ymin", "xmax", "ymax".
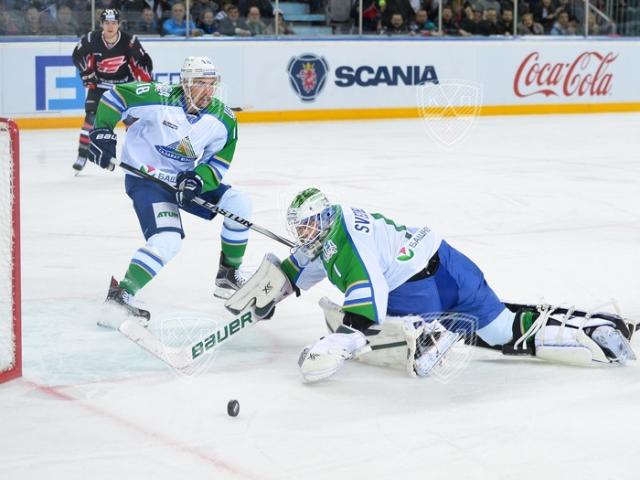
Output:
[
  {"xmin": 176, "ymin": 170, "xmax": 203, "ymax": 207},
  {"xmin": 88, "ymin": 128, "xmax": 117, "ymax": 169},
  {"xmin": 81, "ymin": 70, "xmax": 98, "ymax": 89}
]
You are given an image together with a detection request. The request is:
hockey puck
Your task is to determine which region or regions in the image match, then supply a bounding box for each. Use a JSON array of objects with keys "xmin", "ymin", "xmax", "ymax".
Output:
[{"xmin": 227, "ymin": 400, "xmax": 240, "ymax": 417}]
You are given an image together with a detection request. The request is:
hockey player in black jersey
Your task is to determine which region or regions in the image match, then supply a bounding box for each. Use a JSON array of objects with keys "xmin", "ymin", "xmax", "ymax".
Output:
[{"xmin": 71, "ymin": 9, "xmax": 153, "ymax": 173}]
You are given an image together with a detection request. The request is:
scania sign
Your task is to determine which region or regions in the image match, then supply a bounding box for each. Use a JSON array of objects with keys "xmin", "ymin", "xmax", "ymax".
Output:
[
  {"xmin": 287, "ymin": 53, "xmax": 439, "ymax": 102},
  {"xmin": 335, "ymin": 65, "xmax": 439, "ymax": 87},
  {"xmin": 514, "ymin": 51, "xmax": 617, "ymax": 98}
]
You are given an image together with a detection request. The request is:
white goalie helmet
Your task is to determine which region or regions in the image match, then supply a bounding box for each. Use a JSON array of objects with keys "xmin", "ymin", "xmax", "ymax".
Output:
[
  {"xmin": 287, "ymin": 188, "xmax": 335, "ymax": 258},
  {"xmin": 180, "ymin": 56, "xmax": 220, "ymax": 110}
]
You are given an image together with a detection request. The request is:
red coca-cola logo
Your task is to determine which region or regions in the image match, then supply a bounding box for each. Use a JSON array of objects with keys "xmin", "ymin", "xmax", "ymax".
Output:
[{"xmin": 514, "ymin": 51, "xmax": 617, "ymax": 98}]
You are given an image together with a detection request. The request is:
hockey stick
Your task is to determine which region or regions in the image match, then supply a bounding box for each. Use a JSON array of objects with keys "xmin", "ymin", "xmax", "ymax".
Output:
[
  {"xmin": 112, "ymin": 159, "xmax": 295, "ymax": 248},
  {"xmin": 119, "ymin": 307, "xmax": 259, "ymax": 370}
]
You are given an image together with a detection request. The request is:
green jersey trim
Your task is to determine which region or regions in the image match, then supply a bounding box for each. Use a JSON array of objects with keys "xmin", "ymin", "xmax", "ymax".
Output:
[
  {"xmin": 281, "ymin": 256, "xmax": 302, "ymax": 283},
  {"xmin": 323, "ymin": 209, "xmax": 378, "ymax": 322},
  {"xmin": 370, "ymin": 212, "xmax": 408, "ymax": 233}
]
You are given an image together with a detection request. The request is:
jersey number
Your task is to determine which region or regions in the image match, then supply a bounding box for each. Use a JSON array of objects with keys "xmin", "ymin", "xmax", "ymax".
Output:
[{"xmin": 135, "ymin": 84, "xmax": 151, "ymax": 95}]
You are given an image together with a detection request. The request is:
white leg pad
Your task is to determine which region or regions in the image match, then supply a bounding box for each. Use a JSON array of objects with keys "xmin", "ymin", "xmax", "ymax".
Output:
[
  {"xmin": 319, "ymin": 297, "xmax": 461, "ymax": 377},
  {"xmin": 319, "ymin": 297, "xmax": 412, "ymax": 371},
  {"xmin": 522, "ymin": 308, "xmax": 637, "ymax": 366}
]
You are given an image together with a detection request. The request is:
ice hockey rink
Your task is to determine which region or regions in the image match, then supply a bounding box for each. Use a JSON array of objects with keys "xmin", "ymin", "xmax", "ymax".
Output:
[{"xmin": 2, "ymin": 113, "xmax": 640, "ymax": 480}]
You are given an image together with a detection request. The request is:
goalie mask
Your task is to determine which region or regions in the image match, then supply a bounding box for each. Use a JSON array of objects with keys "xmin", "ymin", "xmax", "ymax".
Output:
[
  {"xmin": 180, "ymin": 56, "xmax": 220, "ymax": 112},
  {"xmin": 287, "ymin": 188, "xmax": 335, "ymax": 258}
]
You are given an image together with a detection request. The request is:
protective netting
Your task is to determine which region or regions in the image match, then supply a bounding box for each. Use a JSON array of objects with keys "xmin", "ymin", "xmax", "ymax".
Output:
[{"xmin": 0, "ymin": 119, "xmax": 17, "ymax": 376}]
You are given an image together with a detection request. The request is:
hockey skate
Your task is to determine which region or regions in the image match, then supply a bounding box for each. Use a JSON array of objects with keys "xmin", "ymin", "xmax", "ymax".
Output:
[
  {"xmin": 102, "ymin": 276, "xmax": 151, "ymax": 327},
  {"xmin": 214, "ymin": 254, "xmax": 246, "ymax": 300},
  {"xmin": 72, "ymin": 155, "xmax": 88, "ymax": 173},
  {"xmin": 590, "ymin": 325, "xmax": 636, "ymax": 363},
  {"xmin": 412, "ymin": 320, "xmax": 461, "ymax": 377}
]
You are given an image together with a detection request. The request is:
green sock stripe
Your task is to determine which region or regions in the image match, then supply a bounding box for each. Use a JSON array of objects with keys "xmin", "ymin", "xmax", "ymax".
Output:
[
  {"xmin": 221, "ymin": 243, "xmax": 247, "ymax": 268},
  {"xmin": 520, "ymin": 311, "xmax": 535, "ymax": 335},
  {"xmin": 119, "ymin": 263, "xmax": 153, "ymax": 295}
]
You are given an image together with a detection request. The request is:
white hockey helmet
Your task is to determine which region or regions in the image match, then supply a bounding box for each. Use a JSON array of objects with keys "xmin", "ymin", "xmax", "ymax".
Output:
[
  {"xmin": 287, "ymin": 188, "xmax": 335, "ymax": 258},
  {"xmin": 180, "ymin": 56, "xmax": 220, "ymax": 110},
  {"xmin": 180, "ymin": 56, "xmax": 220, "ymax": 85}
]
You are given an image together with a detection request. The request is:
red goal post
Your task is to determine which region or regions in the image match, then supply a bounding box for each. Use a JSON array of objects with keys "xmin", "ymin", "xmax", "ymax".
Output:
[{"xmin": 0, "ymin": 118, "xmax": 21, "ymax": 383}]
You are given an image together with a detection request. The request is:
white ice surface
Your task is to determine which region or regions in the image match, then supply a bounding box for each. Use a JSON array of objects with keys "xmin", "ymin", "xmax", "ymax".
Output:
[{"xmin": 2, "ymin": 114, "xmax": 640, "ymax": 480}]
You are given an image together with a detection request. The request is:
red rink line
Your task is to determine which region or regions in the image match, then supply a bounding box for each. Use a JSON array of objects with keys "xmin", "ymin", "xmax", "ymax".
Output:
[{"xmin": 25, "ymin": 380, "xmax": 264, "ymax": 480}]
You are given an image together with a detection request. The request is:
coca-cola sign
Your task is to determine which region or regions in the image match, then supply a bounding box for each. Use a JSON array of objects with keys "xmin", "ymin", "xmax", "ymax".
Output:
[{"xmin": 514, "ymin": 51, "xmax": 617, "ymax": 98}]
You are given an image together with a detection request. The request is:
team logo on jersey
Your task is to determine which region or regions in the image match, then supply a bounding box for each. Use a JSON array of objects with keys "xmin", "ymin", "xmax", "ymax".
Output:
[
  {"xmin": 97, "ymin": 55, "xmax": 126, "ymax": 74},
  {"xmin": 156, "ymin": 83, "xmax": 173, "ymax": 97},
  {"xmin": 139, "ymin": 164, "xmax": 156, "ymax": 176},
  {"xmin": 287, "ymin": 54, "xmax": 329, "ymax": 102},
  {"xmin": 155, "ymin": 137, "xmax": 198, "ymax": 163},
  {"xmin": 322, "ymin": 240, "xmax": 338, "ymax": 262},
  {"xmin": 396, "ymin": 246, "xmax": 414, "ymax": 262}
]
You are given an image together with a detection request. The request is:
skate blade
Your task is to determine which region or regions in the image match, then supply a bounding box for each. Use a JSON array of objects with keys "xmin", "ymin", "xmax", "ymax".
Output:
[
  {"xmin": 213, "ymin": 286, "xmax": 235, "ymax": 300},
  {"xmin": 99, "ymin": 300, "xmax": 150, "ymax": 329}
]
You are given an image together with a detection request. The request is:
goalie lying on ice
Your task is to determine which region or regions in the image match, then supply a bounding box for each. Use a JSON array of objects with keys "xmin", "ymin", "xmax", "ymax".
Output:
[{"xmin": 226, "ymin": 188, "xmax": 637, "ymax": 383}]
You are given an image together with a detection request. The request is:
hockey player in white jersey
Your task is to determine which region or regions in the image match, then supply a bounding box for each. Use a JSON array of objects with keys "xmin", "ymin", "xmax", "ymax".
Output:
[
  {"xmin": 226, "ymin": 188, "xmax": 637, "ymax": 382},
  {"xmin": 88, "ymin": 56, "xmax": 251, "ymax": 322}
]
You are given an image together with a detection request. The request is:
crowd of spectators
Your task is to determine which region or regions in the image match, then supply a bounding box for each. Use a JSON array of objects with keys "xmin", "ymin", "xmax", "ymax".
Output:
[
  {"xmin": 354, "ymin": 0, "xmax": 618, "ymax": 36},
  {"xmin": 0, "ymin": 0, "xmax": 297, "ymax": 36},
  {"xmin": 0, "ymin": 0, "xmax": 625, "ymax": 36}
]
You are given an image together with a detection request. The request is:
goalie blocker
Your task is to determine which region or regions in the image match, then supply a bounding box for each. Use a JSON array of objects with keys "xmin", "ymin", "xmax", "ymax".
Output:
[
  {"xmin": 225, "ymin": 253, "xmax": 299, "ymax": 319},
  {"xmin": 226, "ymin": 254, "xmax": 637, "ymax": 382}
]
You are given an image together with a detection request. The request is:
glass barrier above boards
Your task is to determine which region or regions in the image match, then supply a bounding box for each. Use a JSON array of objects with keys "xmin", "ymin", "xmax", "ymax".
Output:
[{"xmin": 0, "ymin": 0, "xmax": 637, "ymax": 38}]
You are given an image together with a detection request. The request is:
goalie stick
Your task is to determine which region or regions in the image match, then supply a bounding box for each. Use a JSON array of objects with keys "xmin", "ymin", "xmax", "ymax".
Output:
[
  {"xmin": 118, "ymin": 308, "xmax": 259, "ymax": 370},
  {"xmin": 110, "ymin": 158, "xmax": 295, "ymax": 248}
]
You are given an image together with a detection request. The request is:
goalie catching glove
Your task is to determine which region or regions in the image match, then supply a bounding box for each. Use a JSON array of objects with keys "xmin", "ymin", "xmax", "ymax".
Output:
[{"xmin": 225, "ymin": 253, "xmax": 299, "ymax": 320}]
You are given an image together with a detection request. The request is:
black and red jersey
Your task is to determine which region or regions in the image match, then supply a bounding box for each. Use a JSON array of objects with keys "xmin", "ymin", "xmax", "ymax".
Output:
[{"xmin": 72, "ymin": 30, "xmax": 153, "ymax": 85}]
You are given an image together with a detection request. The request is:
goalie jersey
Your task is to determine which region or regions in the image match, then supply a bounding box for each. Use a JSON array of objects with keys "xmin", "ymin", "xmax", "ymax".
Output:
[
  {"xmin": 93, "ymin": 82, "xmax": 238, "ymax": 192},
  {"xmin": 281, "ymin": 205, "xmax": 442, "ymax": 323}
]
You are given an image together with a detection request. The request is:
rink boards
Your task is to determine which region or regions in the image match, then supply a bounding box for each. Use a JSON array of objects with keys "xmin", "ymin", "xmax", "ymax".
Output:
[{"xmin": 0, "ymin": 37, "xmax": 639, "ymax": 128}]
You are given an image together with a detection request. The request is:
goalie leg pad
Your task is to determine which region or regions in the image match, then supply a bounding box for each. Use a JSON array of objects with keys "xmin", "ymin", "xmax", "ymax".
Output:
[
  {"xmin": 225, "ymin": 253, "xmax": 296, "ymax": 318},
  {"xmin": 512, "ymin": 306, "xmax": 636, "ymax": 366},
  {"xmin": 319, "ymin": 297, "xmax": 461, "ymax": 377},
  {"xmin": 320, "ymin": 297, "xmax": 413, "ymax": 372}
]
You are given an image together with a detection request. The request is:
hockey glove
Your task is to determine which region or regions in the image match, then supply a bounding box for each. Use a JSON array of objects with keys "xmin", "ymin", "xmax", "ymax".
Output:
[
  {"xmin": 81, "ymin": 70, "xmax": 98, "ymax": 89},
  {"xmin": 88, "ymin": 128, "xmax": 117, "ymax": 169},
  {"xmin": 176, "ymin": 170, "xmax": 203, "ymax": 207}
]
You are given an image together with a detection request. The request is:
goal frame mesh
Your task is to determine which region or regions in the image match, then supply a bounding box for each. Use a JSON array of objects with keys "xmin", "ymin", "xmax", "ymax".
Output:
[{"xmin": 0, "ymin": 117, "xmax": 21, "ymax": 383}]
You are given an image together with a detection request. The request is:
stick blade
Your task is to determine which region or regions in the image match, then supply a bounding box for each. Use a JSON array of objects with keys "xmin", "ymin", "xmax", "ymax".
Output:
[{"xmin": 119, "ymin": 319, "xmax": 193, "ymax": 370}]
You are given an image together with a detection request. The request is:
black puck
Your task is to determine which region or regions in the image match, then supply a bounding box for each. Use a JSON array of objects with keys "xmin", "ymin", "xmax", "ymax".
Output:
[{"xmin": 227, "ymin": 399, "xmax": 240, "ymax": 417}]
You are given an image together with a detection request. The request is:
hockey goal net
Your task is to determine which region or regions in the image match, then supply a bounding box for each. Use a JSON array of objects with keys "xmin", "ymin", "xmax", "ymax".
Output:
[{"xmin": 0, "ymin": 118, "xmax": 21, "ymax": 383}]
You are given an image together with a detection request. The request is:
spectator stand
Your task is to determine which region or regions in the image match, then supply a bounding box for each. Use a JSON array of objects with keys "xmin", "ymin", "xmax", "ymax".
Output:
[
  {"xmin": 275, "ymin": 2, "xmax": 331, "ymax": 35},
  {"xmin": 0, "ymin": 0, "xmax": 637, "ymax": 38}
]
